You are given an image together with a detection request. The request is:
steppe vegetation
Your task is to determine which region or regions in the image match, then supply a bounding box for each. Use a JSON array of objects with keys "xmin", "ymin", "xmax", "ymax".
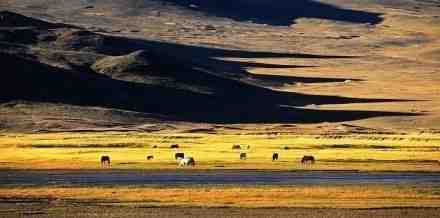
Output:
[{"xmin": 0, "ymin": 132, "xmax": 439, "ymax": 171}]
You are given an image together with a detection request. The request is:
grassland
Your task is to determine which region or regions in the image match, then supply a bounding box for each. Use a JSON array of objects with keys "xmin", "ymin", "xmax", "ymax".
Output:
[
  {"xmin": 1, "ymin": 131, "xmax": 439, "ymax": 211},
  {"xmin": 1, "ymin": 184, "xmax": 440, "ymax": 208},
  {"xmin": 0, "ymin": 132, "xmax": 439, "ymax": 171}
]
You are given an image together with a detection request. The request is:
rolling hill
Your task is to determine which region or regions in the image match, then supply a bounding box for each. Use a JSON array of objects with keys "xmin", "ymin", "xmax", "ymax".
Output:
[{"xmin": 1, "ymin": 0, "xmax": 439, "ymax": 133}]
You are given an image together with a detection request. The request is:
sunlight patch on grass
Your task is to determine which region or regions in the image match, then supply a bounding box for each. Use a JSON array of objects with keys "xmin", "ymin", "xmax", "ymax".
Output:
[{"xmin": 0, "ymin": 132, "xmax": 439, "ymax": 170}]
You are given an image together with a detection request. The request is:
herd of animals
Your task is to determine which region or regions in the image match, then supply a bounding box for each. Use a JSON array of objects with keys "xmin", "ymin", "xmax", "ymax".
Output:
[{"xmin": 100, "ymin": 144, "xmax": 315, "ymax": 167}]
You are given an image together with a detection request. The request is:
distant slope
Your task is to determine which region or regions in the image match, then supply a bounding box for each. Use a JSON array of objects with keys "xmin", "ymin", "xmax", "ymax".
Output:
[{"xmin": 0, "ymin": 11, "xmax": 416, "ymax": 131}]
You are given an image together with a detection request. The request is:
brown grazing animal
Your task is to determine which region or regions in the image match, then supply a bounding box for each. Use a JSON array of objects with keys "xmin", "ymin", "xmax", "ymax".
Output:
[
  {"xmin": 101, "ymin": 155, "xmax": 110, "ymax": 167},
  {"xmin": 240, "ymin": 153, "xmax": 247, "ymax": 160},
  {"xmin": 272, "ymin": 153, "xmax": 279, "ymax": 161},
  {"xmin": 147, "ymin": 155, "xmax": 154, "ymax": 160},
  {"xmin": 301, "ymin": 155, "xmax": 315, "ymax": 164},
  {"xmin": 232, "ymin": 144, "xmax": 241, "ymax": 150}
]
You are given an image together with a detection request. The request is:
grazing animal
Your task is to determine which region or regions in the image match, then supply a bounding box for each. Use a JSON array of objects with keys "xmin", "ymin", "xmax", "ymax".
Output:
[
  {"xmin": 240, "ymin": 152, "xmax": 247, "ymax": 160},
  {"xmin": 151, "ymin": 145, "xmax": 158, "ymax": 148},
  {"xmin": 170, "ymin": 144, "xmax": 179, "ymax": 149},
  {"xmin": 147, "ymin": 155, "xmax": 154, "ymax": 160},
  {"xmin": 232, "ymin": 144, "xmax": 241, "ymax": 150},
  {"xmin": 179, "ymin": 157, "xmax": 195, "ymax": 167},
  {"xmin": 101, "ymin": 155, "xmax": 110, "ymax": 167},
  {"xmin": 175, "ymin": 152, "xmax": 185, "ymax": 160},
  {"xmin": 272, "ymin": 153, "xmax": 279, "ymax": 161},
  {"xmin": 301, "ymin": 155, "xmax": 315, "ymax": 164}
]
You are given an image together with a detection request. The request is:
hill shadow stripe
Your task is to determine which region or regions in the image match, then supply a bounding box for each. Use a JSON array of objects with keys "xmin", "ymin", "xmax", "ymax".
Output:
[
  {"xmin": 0, "ymin": 52, "xmax": 418, "ymax": 124},
  {"xmin": 152, "ymin": 0, "xmax": 383, "ymax": 26}
]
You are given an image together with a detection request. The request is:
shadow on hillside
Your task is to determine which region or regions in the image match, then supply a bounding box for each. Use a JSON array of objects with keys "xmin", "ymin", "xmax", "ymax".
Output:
[
  {"xmin": 94, "ymin": 34, "xmax": 362, "ymax": 88},
  {"xmin": 0, "ymin": 12, "xmax": 415, "ymax": 124},
  {"xmin": 0, "ymin": 52, "xmax": 418, "ymax": 124},
  {"xmin": 153, "ymin": 0, "xmax": 383, "ymax": 26},
  {"xmin": 0, "ymin": 10, "xmax": 75, "ymax": 28},
  {"xmin": 250, "ymin": 73, "xmax": 361, "ymax": 87}
]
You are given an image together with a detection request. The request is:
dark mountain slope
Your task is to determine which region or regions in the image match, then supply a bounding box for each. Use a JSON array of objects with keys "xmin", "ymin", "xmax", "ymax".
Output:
[
  {"xmin": 0, "ymin": 11, "xmax": 417, "ymax": 129},
  {"xmin": 153, "ymin": 0, "xmax": 383, "ymax": 26},
  {"xmin": 0, "ymin": 51, "xmax": 416, "ymax": 124}
]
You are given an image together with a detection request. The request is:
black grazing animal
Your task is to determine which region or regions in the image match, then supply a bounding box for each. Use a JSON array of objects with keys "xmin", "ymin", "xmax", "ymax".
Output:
[
  {"xmin": 301, "ymin": 155, "xmax": 315, "ymax": 164},
  {"xmin": 170, "ymin": 144, "xmax": 179, "ymax": 149},
  {"xmin": 175, "ymin": 152, "xmax": 185, "ymax": 160},
  {"xmin": 240, "ymin": 153, "xmax": 247, "ymax": 160},
  {"xmin": 232, "ymin": 144, "xmax": 241, "ymax": 150},
  {"xmin": 101, "ymin": 155, "xmax": 110, "ymax": 167},
  {"xmin": 151, "ymin": 145, "xmax": 158, "ymax": 148},
  {"xmin": 147, "ymin": 155, "xmax": 154, "ymax": 160},
  {"xmin": 272, "ymin": 153, "xmax": 279, "ymax": 161}
]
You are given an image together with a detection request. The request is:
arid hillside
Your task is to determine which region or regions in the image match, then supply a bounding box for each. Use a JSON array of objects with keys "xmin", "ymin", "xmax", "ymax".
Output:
[{"xmin": 0, "ymin": 0, "xmax": 439, "ymax": 133}]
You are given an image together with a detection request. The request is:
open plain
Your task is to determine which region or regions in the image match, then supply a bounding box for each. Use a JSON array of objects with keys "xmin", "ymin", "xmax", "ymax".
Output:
[{"xmin": 1, "ymin": 0, "xmax": 440, "ymax": 217}]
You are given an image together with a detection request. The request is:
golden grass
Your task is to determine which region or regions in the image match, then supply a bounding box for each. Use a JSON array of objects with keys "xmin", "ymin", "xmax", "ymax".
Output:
[
  {"xmin": 1, "ymin": 185, "xmax": 439, "ymax": 208},
  {"xmin": 0, "ymin": 132, "xmax": 439, "ymax": 170}
]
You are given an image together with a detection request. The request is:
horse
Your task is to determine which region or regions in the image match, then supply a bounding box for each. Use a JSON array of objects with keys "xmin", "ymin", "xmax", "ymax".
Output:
[
  {"xmin": 272, "ymin": 153, "xmax": 279, "ymax": 161},
  {"xmin": 232, "ymin": 144, "xmax": 241, "ymax": 150},
  {"xmin": 301, "ymin": 155, "xmax": 315, "ymax": 164},
  {"xmin": 101, "ymin": 155, "xmax": 110, "ymax": 167},
  {"xmin": 147, "ymin": 155, "xmax": 154, "ymax": 160},
  {"xmin": 179, "ymin": 157, "xmax": 195, "ymax": 167},
  {"xmin": 240, "ymin": 153, "xmax": 247, "ymax": 160},
  {"xmin": 175, "ymin": 152, "xmax": 185, "ymax": 160}
]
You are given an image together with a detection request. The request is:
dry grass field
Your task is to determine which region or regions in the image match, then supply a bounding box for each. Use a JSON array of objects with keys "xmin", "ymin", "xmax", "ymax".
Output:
[
  {"xmin": 0, "ymin": 132, "xmax": 439, "ymax": 171},
  {"xmin": 1, "ymin": 185, "xmax": 440, "ymax": 208}
]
